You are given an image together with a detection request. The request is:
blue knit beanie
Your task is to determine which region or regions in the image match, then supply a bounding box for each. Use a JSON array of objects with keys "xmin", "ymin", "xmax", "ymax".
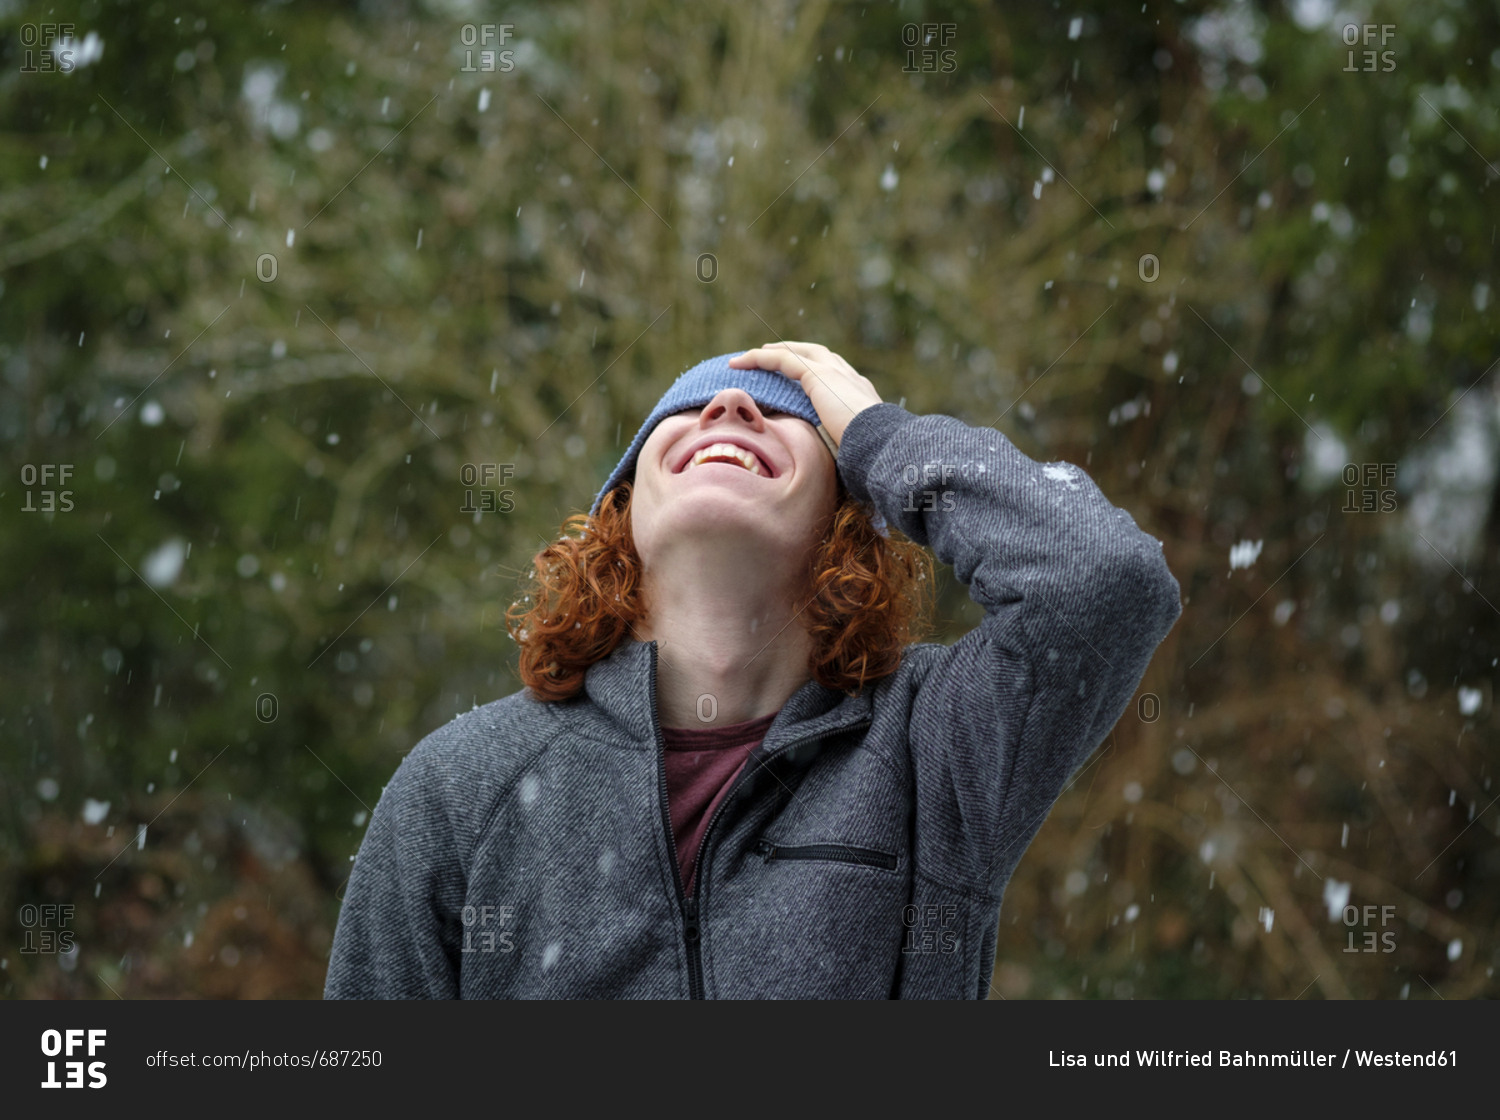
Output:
[{"xmin": 590, "ymin": 351, "xmax": 886, "ymax": 534}]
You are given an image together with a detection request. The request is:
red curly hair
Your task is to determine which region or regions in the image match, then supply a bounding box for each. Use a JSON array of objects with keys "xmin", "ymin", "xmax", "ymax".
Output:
[{"xmin": 506, "ymin": 480, "xmax": 935, "ymax": 701}]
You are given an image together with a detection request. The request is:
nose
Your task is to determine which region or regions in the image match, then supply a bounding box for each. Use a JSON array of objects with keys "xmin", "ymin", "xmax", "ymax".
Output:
[{"xmin": 699, "ymin": 387, "xmax": 766, "ymax": 432}]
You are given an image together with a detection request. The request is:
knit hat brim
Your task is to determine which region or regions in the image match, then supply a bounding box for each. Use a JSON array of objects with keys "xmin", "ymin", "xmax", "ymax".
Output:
[
  {"xmin": 590, "ymin": 352, "xmax": 819, "ymax": 513},
  {"xmin": 589, "ymin": 351, "xmax": 887, "ymax": 535}
]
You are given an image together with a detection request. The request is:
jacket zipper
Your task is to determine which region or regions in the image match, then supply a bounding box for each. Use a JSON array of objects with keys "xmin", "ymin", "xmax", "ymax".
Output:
[
  {"xmin": 647, "ymin": 643, "xmax": 703, "ymax": 999},
  {"xmin": 648, "ymin": 641, "xmax": 873, "ymax": 1000},
  {"xmin": 753, "ymin": 839, "xmax": 898, "ymax": 870}
]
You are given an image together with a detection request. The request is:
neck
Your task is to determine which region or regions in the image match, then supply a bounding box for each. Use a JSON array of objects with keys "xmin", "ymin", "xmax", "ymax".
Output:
[{"xmin": 634, "ymin": 540, "xmax": 816, "ymax": 729}]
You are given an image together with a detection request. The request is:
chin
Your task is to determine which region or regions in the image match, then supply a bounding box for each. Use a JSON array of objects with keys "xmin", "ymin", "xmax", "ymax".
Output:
[
  {"xmin": 662, "ymin": 489, "xmax": 772, "ymax": 534},
  {"xmin": 653, "ymin": 490, "xmax": 819, "ymax": 555}
]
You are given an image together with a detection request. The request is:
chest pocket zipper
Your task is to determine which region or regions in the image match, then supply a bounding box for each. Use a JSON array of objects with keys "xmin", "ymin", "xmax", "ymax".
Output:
[{"xmin": 754, "ymin": 839, "xmax": 898, "ymax": 871}]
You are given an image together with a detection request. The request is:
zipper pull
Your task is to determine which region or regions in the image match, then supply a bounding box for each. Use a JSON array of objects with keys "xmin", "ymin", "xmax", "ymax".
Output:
[
  {"xmin": 682, "ymin": 896, "xmax": 700, "ymax": 943},
  {"xmin": 754, "ymin": 840, "xmax": 775, "ymax": 861}
]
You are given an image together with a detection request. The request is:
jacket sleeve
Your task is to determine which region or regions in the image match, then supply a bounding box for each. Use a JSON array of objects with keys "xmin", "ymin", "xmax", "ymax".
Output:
[
  {"xmin": 323, "ymin": 741, "xmax": 467, "ymax": 998},
  {"xmin": 836, "ymin": 402, "xmax": 1181, "ymax": 896}
]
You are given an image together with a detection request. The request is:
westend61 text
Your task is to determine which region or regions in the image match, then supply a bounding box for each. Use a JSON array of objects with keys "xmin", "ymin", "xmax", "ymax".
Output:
[{"xmin": 1051, "ymin": 1049, "xmax": 1459, "ymax": 1068}]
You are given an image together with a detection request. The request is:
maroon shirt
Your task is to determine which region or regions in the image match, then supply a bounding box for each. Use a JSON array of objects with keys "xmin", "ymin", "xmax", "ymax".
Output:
[{"xmin": 662, "ymin": 710, "xmax": 779, "ymax": 895}]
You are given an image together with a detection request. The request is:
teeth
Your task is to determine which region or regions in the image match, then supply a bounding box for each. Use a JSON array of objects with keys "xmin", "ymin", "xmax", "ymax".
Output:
[{"xmin": 688, "ymin": 442, "xmax": 764, "ymax": 476}]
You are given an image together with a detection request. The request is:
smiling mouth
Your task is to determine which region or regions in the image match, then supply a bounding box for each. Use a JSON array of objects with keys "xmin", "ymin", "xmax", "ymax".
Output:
[{"xmin": 682, "ymin": 442, "xmax": 772, "ymax": 477}]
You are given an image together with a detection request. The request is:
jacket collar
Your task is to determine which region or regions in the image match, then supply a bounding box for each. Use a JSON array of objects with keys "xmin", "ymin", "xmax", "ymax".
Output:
[{"xmin": 581, "ymin": 637, "xmax": 873, "ymax": 750}]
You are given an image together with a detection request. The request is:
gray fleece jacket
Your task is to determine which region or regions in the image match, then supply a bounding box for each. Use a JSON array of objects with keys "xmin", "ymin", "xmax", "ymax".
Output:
[{"xmin": 324, "ymin": 402, "xmax": 1182, "ymax": 999}]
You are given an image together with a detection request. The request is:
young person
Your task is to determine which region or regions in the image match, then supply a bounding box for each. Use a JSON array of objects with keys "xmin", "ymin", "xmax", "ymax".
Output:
[{"xmin": 325, "ymin": 342, "xmax": 1181, "ymax": 998}]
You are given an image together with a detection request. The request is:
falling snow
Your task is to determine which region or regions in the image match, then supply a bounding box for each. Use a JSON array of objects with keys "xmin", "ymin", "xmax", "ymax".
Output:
[
  {"xmin": 1322, "ymin": 879, "xmax": 1350, "ymax": 922},
  {"xmin": 1228, "ymin": 539, "xmax": 1263, "ymax": 572}
]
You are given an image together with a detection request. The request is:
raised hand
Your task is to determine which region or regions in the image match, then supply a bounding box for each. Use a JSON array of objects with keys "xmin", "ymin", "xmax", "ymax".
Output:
[{"xmin": 729, "ymin": 341, "xmax": 884, "ymax": 447}]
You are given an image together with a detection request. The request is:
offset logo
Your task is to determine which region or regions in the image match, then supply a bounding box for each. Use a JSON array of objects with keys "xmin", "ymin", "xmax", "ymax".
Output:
[
  {"xmin": 20, "ymin": 464, "xmax": 74, "ymax": 513},
  {"xmin": 18, "ymin": 904, "xmax": 75, "ymax": 953},
  {"xmin": 459, "ymin": 23, "xmax": 515, "ymax": 73},
  {"xmin": 40, "ymin": 1029, "xmax": 107, "ymax": 1089},
  {"xmin": 459, "ymin": 463, "xmax": 516, "ymax": 513}
]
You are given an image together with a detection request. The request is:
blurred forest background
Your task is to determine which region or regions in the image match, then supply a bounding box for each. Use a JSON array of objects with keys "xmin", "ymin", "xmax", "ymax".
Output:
[{"xmin": 1, "ymin": 0, "xmax": 1497, "ymax": 999}]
